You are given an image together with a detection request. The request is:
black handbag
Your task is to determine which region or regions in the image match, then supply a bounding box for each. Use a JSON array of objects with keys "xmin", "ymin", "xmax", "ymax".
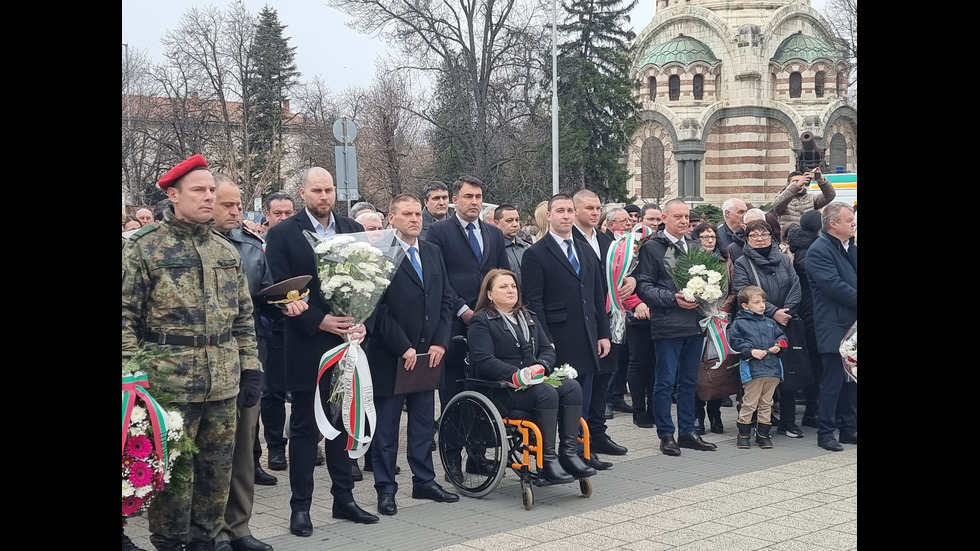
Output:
[{"xmin": 779, "ymin": 316, "xmax": 814, "ymax": 392}]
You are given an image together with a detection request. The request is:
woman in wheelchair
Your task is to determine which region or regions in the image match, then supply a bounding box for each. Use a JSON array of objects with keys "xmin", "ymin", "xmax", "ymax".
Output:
[{"xmin": 467, "ymin": 269, "xmax": 597, "ymax": 483}]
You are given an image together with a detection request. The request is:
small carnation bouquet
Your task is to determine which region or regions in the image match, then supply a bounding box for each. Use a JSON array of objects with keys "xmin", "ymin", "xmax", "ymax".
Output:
[
  {"xmin": 840, "ymin": 321, "xmax": 857, "ymax": 383},
  {"xmin": 121, "ymin": 352, "xmax": 195, "ymax": 518},
  {"xmin": 515, "ymin": 364, "xmax": 578, "ymax": 391},
  {"xmin": 670, "ymin": 247, "xmax": 732, "ymax": 368},
  {"xmin": 304, "ymin": 229, "xmax": 406, "ymax": 458}
]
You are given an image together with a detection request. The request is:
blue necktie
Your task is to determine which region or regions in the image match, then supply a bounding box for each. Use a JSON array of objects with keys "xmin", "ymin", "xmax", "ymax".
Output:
[
  {"xmin": 408, "ymin": 246, "xmax": 423, "ymax": 283},
  {"xmin": 466, "ymin": 222, "xmax": 484, "ymax": 264},
  {"xmin": 564, "ymin": 239, "xmax": 580, "ymax": 275}
]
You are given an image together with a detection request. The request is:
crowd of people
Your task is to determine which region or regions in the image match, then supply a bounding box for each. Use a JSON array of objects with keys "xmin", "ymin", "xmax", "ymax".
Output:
[{"xmin": 122, "ymin": 157, "xmax": 857, "ymax": 551}]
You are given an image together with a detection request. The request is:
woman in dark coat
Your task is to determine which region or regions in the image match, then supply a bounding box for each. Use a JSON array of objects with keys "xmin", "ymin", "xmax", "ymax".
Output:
[
  {"xmin": 467, "ymin": 269, "xmax": 596, "ymax": 483},
  {"xmin": 732, "ymin": 219, "xmax": 803, "ymax": 439}
]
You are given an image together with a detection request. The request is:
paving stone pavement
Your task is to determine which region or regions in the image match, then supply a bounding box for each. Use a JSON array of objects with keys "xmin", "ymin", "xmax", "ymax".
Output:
[{"xmin": 126, "ymin": 398, "xmax": 857, "ymax": 550}]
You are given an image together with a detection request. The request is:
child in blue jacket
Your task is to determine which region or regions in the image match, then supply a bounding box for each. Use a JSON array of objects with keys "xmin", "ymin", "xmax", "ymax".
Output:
[{"xmin": 728, "ymin": 285, "xmax": 787, "ymax": 449}]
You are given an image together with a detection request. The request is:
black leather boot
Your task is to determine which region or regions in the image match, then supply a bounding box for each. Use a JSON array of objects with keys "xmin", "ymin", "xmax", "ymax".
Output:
[
  {"xmin": 536, "ymin": 409, "xmax": 573, "ymax": 484},
  {"xmin": 755, "ymin": 422, "xmax": 774, "ymax": 449},
  {"xmin": 557, "ymin": 405, "xmax": 597, "ymax": 478},
  {"xmin": 695, "ymin": 410, "xmax": 706, "ymax": 435},
  {"xmin": 709, "ymin": 413, "xmax": 724, "ymax": 434}
]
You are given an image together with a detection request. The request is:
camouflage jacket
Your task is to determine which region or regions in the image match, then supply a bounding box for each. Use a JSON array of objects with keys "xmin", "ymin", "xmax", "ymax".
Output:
[{"xmin": 122, "ymin": 209, "xmax": 260, "ymax": 402}]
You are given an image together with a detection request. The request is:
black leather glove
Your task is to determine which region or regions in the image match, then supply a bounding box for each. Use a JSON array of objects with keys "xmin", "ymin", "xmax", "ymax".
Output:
[{"xmin": 238, "ymin": 370, "xmax": 264, "ymax": 408}]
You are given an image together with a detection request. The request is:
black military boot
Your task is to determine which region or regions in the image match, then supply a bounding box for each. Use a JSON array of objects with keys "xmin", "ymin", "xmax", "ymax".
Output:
[
  {"xmin": 535, "ymin": 409, "xmax": 573, "ymax": 484},
  {"xmin": 557, "ymin": 405, "xmax": 597, "ymax": 478},
  {"xmin": 755, "ymin": 422, "xmax": 774, "ymax": 449}
]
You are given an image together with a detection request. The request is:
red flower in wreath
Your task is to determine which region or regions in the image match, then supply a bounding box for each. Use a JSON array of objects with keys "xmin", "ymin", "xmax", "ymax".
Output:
[
  {"xmin": 129, "ymin": 461, "xmax": 153, "ymax": 487},
  {"xmin": 122, "ymin": 496, "xmax": 144, "ymax": 516},
  {"xmin": 125, "ymin": 434, "xmax": 153, "ymax": 459}
]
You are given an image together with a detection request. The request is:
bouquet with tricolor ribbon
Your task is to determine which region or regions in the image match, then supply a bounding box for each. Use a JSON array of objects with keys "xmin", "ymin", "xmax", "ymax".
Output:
[
  {"xmin": 304, "ymin": 229, "xmax": 406, "ymax": 458},
  {"xmin": 604, "ymin": 223, "xmax": 656, "ymax": 343},
  {"xmin": 121, "ymin": 371, "xmax": 186, "ymax": 517},
  {"xmin": 669, "ymin": 248, "xmax": 732, "ymax": 369}
]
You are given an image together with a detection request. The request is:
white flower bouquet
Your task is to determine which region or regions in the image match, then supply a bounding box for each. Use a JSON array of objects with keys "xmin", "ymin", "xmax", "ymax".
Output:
[
  {"xmin": 669, "ymin": 247, "xmax": 728, "ymax": 318},
  {"xmin": 840, "ymin": 321, "xmax": 857, "ymax": 383},
  {"xmin": 303, "ymin": 229, "xmax": 406, "ymax": 458}
]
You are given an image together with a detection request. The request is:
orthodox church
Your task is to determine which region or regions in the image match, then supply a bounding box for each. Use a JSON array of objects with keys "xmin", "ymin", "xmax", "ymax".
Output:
[{"xmin": 628, "ymin": 0, "xmax": 856, "ymax": 206}]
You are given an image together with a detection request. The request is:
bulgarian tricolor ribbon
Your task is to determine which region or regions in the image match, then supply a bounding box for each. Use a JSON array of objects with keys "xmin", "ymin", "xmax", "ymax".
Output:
[
  {"xmin": 699, "ymin": 312, "xmax": 732, "ymax": 369},
  {"xmin": 314, "ymin": 333, "xmax": 376, "ymax": 459},
  {"xmin": 605, "ymin": 223, "xmax": 655, "ymax": 312},
  {"xmin": 121, "ymin": 372, "xmax": 171, "ymax": 465}
]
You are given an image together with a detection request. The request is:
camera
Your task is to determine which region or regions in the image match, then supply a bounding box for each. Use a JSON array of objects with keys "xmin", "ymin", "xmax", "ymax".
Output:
[{"xmin": 810, "ymin": 167, "xmax": 822, "ymax": 181}]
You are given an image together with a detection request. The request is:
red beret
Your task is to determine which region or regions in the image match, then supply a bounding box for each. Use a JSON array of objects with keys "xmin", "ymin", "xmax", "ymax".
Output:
[{"xmin": 158, "ymin": 154, "xmax": 209, "ymax": 190}]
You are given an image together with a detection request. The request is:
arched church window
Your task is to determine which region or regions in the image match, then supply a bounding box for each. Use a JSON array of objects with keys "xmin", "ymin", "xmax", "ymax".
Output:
[
  {"xmin": 815, "ymin": 71, "xmax": 826, "ymax": 98},
  {"xmin": 649, "ymin": 77, "xmax": 657, "ymax": 101},
  {"xmin": 669, "ymin": 75, "xmax": 680, "ymax": 101},
  {"xmin": 790, "ymin": 72, "xmax": 802, "ymax": 98},
  {"xmin": 693, "ymin": 74, "xmax": 704, "ymax": 100}
]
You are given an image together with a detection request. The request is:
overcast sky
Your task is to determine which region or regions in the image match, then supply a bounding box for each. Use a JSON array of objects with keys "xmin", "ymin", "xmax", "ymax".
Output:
[{"xmin": 123, "ymin": 1, "xmax": 829, "ymax": 93}]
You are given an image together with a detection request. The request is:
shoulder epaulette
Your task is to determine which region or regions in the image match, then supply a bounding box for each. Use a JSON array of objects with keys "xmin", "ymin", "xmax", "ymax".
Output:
[{"xmin": 130, "ymin": 223, "xmax": 159, "ymax": 240}]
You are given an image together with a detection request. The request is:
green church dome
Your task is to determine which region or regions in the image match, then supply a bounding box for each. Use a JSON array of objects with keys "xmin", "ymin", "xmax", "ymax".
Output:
[
  {"xmin": 638, "ymin": 34, "xmax": 719, "ymax": 68},
  {"xmin": 771, "ymin": 31, "xmax": 839, "ymax": 64}
]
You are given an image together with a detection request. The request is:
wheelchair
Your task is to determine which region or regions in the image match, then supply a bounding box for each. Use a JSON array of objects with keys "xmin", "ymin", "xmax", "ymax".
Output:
[{"xmin": 437, "ymin": 337, "xmax": 593, "ymax": 510}]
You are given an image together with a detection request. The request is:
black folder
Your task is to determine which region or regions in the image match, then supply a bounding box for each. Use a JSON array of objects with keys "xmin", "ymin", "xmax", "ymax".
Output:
[{"xmin": 393, "ymin": 353, "xmax": 445, "ymax": 395}]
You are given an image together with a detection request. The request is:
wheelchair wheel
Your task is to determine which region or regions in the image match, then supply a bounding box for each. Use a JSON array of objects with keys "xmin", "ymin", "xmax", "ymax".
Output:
[
  {"xmin": 522, "ymin": 484, "xmax": 534, "ymax": 510},
  {"xmin": 438, "ymin": 390, "xmax": 508, "ymax": 498},
  {"xmin": 579, "ymin": 477, "xmax": 593, "ymax": 498}
]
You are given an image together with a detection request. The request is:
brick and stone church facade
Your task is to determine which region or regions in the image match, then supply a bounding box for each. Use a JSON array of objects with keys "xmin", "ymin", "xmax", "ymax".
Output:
[{"xmin": 628, "ymin": 0, "xmax": 856, "ymax": 206}]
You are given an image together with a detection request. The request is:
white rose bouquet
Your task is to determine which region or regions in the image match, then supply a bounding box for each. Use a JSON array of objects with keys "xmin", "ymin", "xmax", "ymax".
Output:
[
  {"xmin": 669, "ymin": 248, "xmax": 732, "ymax": 368},
  {"xmin": 303, "ymin": 229, "xmax": 406, "ymax": 458},
  {"xmin": 515, "ymin": 363, "xmax": 579, "ymax": 391}
]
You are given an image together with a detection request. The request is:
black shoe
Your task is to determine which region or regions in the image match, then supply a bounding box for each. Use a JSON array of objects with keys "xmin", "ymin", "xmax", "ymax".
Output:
[
  {"xmin": 660, "ymin": 436, "xmax": 681, "ymax": 456},
  {"xmin": 709, "ymin": 415, "xmax": 724, "ymax": 434},
  {"xmin": 801, "ymin": 415, "xmax": 819, "ymax": 428},
  {"xmin": 777, "ymin": 424, "xmax": 805, "ymax": 439},
  {"xmin": 377, "ymin": 493, "xmax": 397, "ymax": 515},
  {"xmin": 677, "ymin": 433, "xmax": 718, "ymax": 451},
  {"xmin": 254, "ymin": 465, "xmax": 278, "ymax": 486},
  {"xmin": 443, "ymin": 454, "xmax": 463, "ymax": 483},
  {"xmin": 818, "ymin": 438, "xmax": 844, "ymax": 452},
  {"xmin": 603, "ymin": 403, "xmax": 614, "ymax": 419},
  {"xmin": 838, "ymin": 433, "xmax": 858, "ymax": 445},
  {"xmin": 582, "ymin": 453, "xmax": 612, "ymax": 470},
  {"xmin": 610, "ymin": 399, "xmax": 634, "ymax": 413},
  {"xmin": 290, "ymin": 511, "xmax": 313, "ymax": 537},
  {"xmin": 632, "ymin": 411, "xmax": 654, "ymax": 428},
  {"xmin": 229, "ymin": 536, "xmax": 273, "ymax": 551},
  {"xmin": 122, "ymin": 530, "xmax": 148, "ymax": 551},
  {"xmin": 720, "ymin": 396, "xmax": 734, "ymax": 407},
  {"xmin": 351, "ymin": 460, "xmax": 363, "ymax": 481},
  {"xmin": 465, "ymin": 455, "xmax": 497, "ymax": 475},
  {"xmin": 332, "ymin": 501, "xmax": 380, "ymax": 524},
  {"xmin": 214, "ymin": 542, "xmax": 233, "ymax": 551},
  {"xmin": 267, "ymin": 446, "xmax": 287, "ymax": 471},
  {"xmin": 695, "ymin": 417, "xmax": 706, "ymax": 435},
  {"xmin": 591, "ymin": 434, "xmax": 628, "ymax": 455},
  {"xmin": 412, "ymin": 483, "xmax": 460, "ymax": 503},
  {"xmin": 314, "ymin": 447, "xmax": 325, "ymax": 467}
]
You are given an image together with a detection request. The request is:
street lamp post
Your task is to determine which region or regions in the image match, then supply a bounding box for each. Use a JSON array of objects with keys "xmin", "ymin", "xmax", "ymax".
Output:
[
  {"xmin": 123, "ymin": 43, "xmax": 134, "ymax": 207},
  {"xmin": 551, "ymin": 1, "xmax": 559, "ymax": 196}
]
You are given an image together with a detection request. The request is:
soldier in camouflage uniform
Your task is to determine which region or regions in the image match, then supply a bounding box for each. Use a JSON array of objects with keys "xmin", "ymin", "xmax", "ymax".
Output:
[{"xmin": 122, "ymin": 154, "xmax": 262, "ymax": 551}]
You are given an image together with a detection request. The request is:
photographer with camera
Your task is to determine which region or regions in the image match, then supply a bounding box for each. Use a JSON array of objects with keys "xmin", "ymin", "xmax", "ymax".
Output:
[{"xmin": 773, "ymin": 168, "xmax": 836, "ymax": 230}]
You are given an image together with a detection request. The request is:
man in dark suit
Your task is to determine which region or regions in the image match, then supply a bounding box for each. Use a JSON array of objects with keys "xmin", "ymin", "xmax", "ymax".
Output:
[
  {"xmin": 805, "ymin": 202, "xmax": 857, "ymax": 453},
  {"xmin": 521, "ymin": 193, "xmax": 612, "ymax": 467},
  {"xmin": 263, "ymin": 167, "xmax": 380, "ymax": 536},
  {"xmin": 425, "ymin": 175, "xmax": 510, "ymax": 480},
  {"xmin": 570, "ymin": 191, "xmax": 629, "ymax": 469},
  {"xmin": 366, "ymin": 194, "xmax": 459, "ymax": 516}
]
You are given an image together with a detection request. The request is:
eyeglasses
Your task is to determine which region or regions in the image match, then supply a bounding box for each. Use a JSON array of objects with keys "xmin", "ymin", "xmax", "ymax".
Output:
[{"xmin": 748, "ymin": 233, "xmax": 771, "ymax": 240}]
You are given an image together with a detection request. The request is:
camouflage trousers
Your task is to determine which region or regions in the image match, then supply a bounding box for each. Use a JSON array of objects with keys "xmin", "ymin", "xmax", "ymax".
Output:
[{"xmin": 148, "ymin": 397, "xmax": 237, "ymax": 550}]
